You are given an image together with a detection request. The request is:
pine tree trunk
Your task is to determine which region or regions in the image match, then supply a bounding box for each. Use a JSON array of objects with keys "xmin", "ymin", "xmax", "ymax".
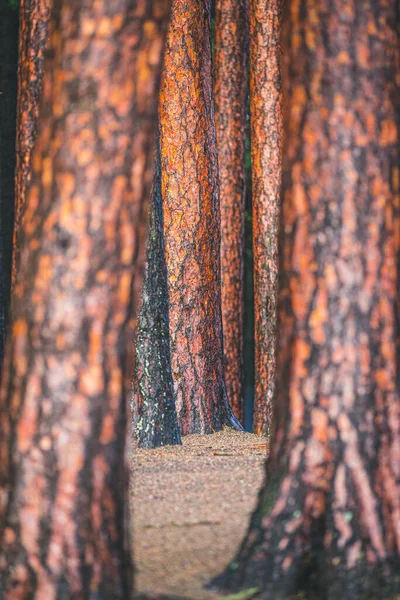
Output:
[
  {"xmin": 215, "ymin": 1, "xmax": 400, "ymax": 598},
  {"xmin": 214, "ymin": 0, "xmax": 248, "ymax": 424},
  {"xmin": 12, "ymin": 0, "xmax": 51, "ymax": 286},
  {"xmin": 159, "ymin": 0, "xmax": 243, "ymax": 435},
  {"xmin": 133, "ymin": 143, "xmax": 181, "ymax": 449},
  {"xmin": 0, "ymin": 0, "xmax": 169, "ymax": 597},
  {"xmin": 0, "ymin": 1, "xmax": 19, "ymax": 370},
  {"xmin": 251, "ymin": 0, "xmax": 283, "ymax": 436}
]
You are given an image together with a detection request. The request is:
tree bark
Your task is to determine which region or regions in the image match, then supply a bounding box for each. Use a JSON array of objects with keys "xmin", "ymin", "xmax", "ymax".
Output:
[
  {"xmin": 133, "ymin": 143, "xmax": 181, "ymax": 449},
  {"xmin": 215, "ymin": 0, "xmax": 400, "ymax": 598},
  {"xmin": 12, "ymin": 0, "xmax": 51, "ymax": 287},
  {"xmin": 214, "ymin": 0, "xmax": 248, "ymax": 424},
  {"xmin": 251, "ymin": 0, "xmax": 283, "ymax": 436},
  {"xmin": 159, "ymin": 0, "xmax": 243, "ymax": 435},
  {"xmin": 0, "ymin": 1, "xmax": 19, "ymax": 370},
  {"xmin": 0, "ymin": 0, "xmax": 169, "ymax": 597}
]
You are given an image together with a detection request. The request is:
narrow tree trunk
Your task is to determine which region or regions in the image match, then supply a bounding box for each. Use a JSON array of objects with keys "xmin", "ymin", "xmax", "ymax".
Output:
[
  {"xmin": 215, "ymin": 1, "xmax": 400, "ymax": 598},
  {"xmin": 12, "ymin": 0, "xmax": 51, "ymax": 286},
  {"xmin": 214, "ymin": 0, "xmax": 248, "ymax": 424},
  {"xmin": 133, "ymin": 143, "xmax": 181, "ymax": 449},
  {"xmin": 159, "ymin": 0, "xmax": 243, "ymax": 435},
  {"xmin": 0, "ymin": 1, "xmax": 19, "ymax": 369},
  {"xmin": 0, "ymin": 0, "xmax": 168, "ymax": 597},
  {"xmin": 251, "ymin": 0, "xmax": 283, "ymax": 436}
]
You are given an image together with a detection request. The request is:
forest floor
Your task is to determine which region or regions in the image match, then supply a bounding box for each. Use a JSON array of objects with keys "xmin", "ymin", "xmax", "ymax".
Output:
[{"xmin": 131, "ymin": 429, "xmax": 267, "ymax": 600}]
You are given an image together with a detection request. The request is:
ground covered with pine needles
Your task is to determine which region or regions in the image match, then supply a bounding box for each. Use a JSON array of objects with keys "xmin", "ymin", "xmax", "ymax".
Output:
[{"xmin": 131, "ymin": 429, "xmax": 266, "ymax": 599}]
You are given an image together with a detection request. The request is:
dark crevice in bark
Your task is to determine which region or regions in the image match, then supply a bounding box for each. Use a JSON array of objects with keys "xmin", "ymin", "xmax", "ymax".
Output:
[{"xmin": 0, "ymin": 2, "xmax": 19, "ymax": 371}]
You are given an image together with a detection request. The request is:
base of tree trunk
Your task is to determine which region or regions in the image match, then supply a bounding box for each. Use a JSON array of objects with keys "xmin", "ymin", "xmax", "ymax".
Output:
[
  {"xmin": 213, "ymin": 558, "xmax": 400, "ymax": 600},
  {"xmin": 211, "ymin": 467, "xmax": 400, "ymax": 599},
  {"xmin": 226, "ymin": 410, "xmax": 246, "ymax": 432}
]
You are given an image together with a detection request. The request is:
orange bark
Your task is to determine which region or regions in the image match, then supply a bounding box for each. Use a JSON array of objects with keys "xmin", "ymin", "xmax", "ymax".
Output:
[
  {"xmin": 0, "ymin": 1, "xmax": 168, "ymax": 596},
  {"xmin": 251, "ymin": 0, "xmax": 283, "ymax": 436},
  {"xmin": 12, "ymin": 0, "xmax": 51, "ymax": 286},
  {"xmin": 215, "ymin": 0, "xmax": 400, "ymax": 597},
  {"xmin": 214, "ymin": 0, "xmax": 248, "ymax": 423},
  {"xmin": 159, "ymin": 0, "xmax": 242, "ymax": 435}
]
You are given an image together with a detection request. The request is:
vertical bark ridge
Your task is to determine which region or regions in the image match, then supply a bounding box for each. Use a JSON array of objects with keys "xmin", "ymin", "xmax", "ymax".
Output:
[
  {"xmin": 159, "ymin": 0, "xmax": 243, "ymax": 435},
  {"xmin": 251, "ymin": 0, "xmax": 283, "ymax": 436},
  {"xmin": 133, "ymin": 143, "xmax": 181, "ymax": 448},
  {"xmin": 214, "ymin": 0, "xmax": 400, "ymax": 597},
  {"xmin": 12, "ymin": 0, "xmax": 51, "ymax": 287},
  {"xmin": 0, "ymin": 0, "xmax": 169, "ymax": 597},
  {"xmin": 0, "ymin": 2, "xmax": 19, "ymax": 370},
  {"xmin": 214, "ymin": 0, "xmax": 248, "ymax": 424}
]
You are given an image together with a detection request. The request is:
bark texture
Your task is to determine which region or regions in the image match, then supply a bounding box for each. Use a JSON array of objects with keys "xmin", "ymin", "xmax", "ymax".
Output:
[
  {"xmin": 159, "ymin": 0, "xmax": 243, "ymax": 435},
  {"xmin": 0, "ymin": 2, "xmax": 19, "ymax": 370},
  {"xmin": 0, "ymin": 0, "xmax": 169, "ymax": 597},
  {"xmin": 133, "ymin": 144, "xmax": 181, "ymax": 448},
  {"xmin": 251, "ymin": 0, "xmax": 283, "ymax": 436},
  {"xmin": 214, "ymin": 0, "xmax": 248, "ymax": 424},
  {"xmin": 12, "ymin": 0, "xmax": 51, "ymax": 287},
  {"xmin": 217, "ymin": 0, "xmax": 400, "ymax": 597}
]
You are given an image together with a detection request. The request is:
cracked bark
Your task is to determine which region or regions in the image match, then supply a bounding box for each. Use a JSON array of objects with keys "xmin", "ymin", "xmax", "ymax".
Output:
[
  {"xmin": 133, "ymin": 143, "xmax": 181, "ymax": 449},
  {"xmin": 159, "ymin": 0, "xmax": 243, "ymax": 435},
  {"xmin": 12, "ymin": 0, "xmax": 51, "ymax": 288},
  {"xmin": 0, "ymin": 0, "xmax": 169, "ymax": 597},
  {"xmin": 251, "ymin": 0, "xmax": 283, "ymax": 436},
  {"xmin": 214, "ymin": 0, "xmax": 248, "ymax": 424},
  {"xmin": 215, "ymin": 0, "xmax": 400, "ymax": 598}
]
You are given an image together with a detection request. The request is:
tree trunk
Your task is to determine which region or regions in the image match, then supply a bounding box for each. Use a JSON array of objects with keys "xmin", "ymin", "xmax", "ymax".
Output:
[
  {"xmin": 0, "ymin": 1, "xmax": 19, "ymax": 370},
  {"xmin": 214, "ymin": 0, "xmax": 248, "ymax": 424},
  {"xmin": 0, "ymin": 0, "xmax": 169, "ymax": 597},
  {"xmin": 12, "ymin": 0, "xmax": 51, "ymax": 287},
  {"xmin": 159, "ymin": 0, "xmax": 243, "ymax": 435},
  {"xmin": 133, "ymin": 143, "xmax": 181, "ymax": 449},
  {"xmin": 215, "ymin": 1, "xmax": 400, "ymax": 598},
  {"xmin": 251, "ymin": 0, "xmax": 283, "ymax": 436}
]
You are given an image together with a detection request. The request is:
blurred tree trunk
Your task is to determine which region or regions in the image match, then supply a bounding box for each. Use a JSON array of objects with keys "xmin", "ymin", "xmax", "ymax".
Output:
[
  {"xmin": 0, "ymin": 0, "xmax": 168, "ymax": 597},
  {"xmin": 0, "ymin": 1, "xmax": 19, "ymax": 370},
  {"xmin": 215, "ymin": 1, "xmax": 400, "ymax": 598},
  {"xmin": 251, "ymin": 0, "xmax": 283, "ymax": 436},
  {"xmin": 159, "ymin": 0, "xmax": 243, "ymax": 435},
  {"xmin": 214, "ymin": 0, "xmax": 248, "ymax": 424},
  {"xmin": 133, "ymin": 142, "xmax": 181, "ymax": 449},
  {"xmin": 12, "ymin": 0, "xmax": 51, "ymax": 287}
]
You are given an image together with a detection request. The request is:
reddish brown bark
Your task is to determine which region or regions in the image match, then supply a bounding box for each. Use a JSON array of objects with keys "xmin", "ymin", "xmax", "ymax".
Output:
[
  {"xmin": 12, "ymin": 0, "xmax": 51, "ymax": 287},
  {"xmin": 159, "ymin": 0, "xmax": 242, "ymax": 435},
  {"xmin": 214, "ymin": 0, "xmax": 248, "ymax": 424},
  {"xmin": 251, "ymin": 0, "xmax": 283, "ymax": 436},
  {"xmin": 215, "ymin": 0, "xmax": 400, "ymax": 598},
  {"xmin": 0, "ymin": 0, "xmax": 168, "ymax": 597}
]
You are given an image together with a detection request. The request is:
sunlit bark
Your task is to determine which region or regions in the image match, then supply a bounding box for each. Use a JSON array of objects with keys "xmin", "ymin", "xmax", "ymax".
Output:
[
  {"xmin": 216, "ymin": 1, "xmax": 400, "ymax": 597},
  {"xmin": 0, "ymin": 0, "xmax": 169, "ymax": 596}
]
